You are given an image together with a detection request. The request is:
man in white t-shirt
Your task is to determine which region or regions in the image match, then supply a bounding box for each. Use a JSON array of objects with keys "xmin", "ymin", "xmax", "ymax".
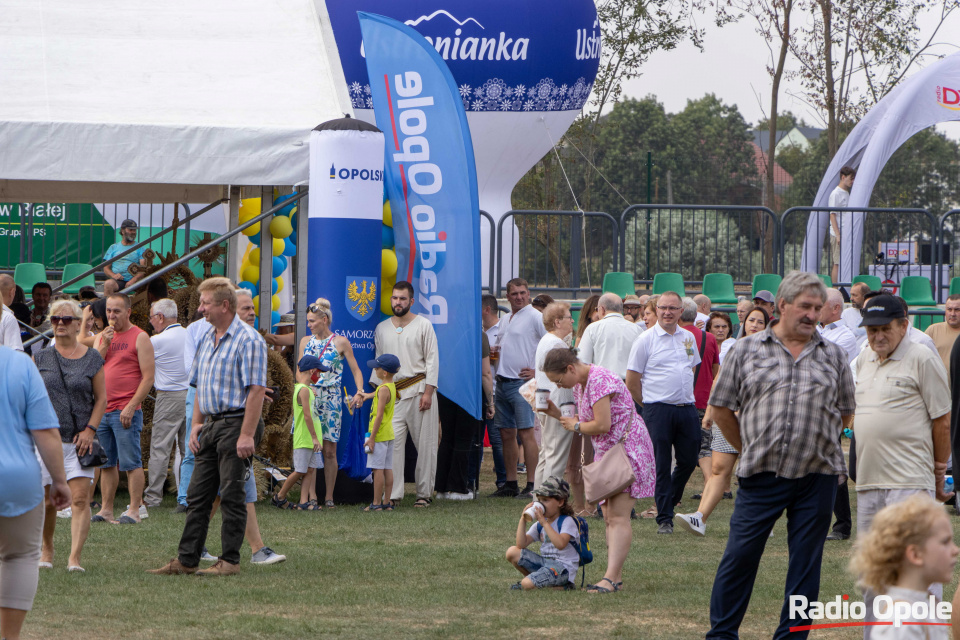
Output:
[
  {"xmin": 841, "ymin": 282, "xmax": 870, "ymax": 348},
  {"xmin": 491, "ymin": 278, "xmax": 546, "ymax": 499},
  {"xmin": 819, "ymin": 289, "xmax": 860, "ymax": 362},
  {"xmin": 829, "ymin": 166, "xmax": 856, "ymax": 285},
  {"xmin": 578, "ymin": 293, "xmax": 643, "ymax": 379},
  {"xmin": 693, "ymin": 294, "xmax": 712, "ymax": 329},
  {"xmin": 0, "ymin": 275, "xmax": 24, "ymax": 351},
  {"xmin": 481, "ymin": 294, "xmax": 506, "ymax": 488},
  {"xmin": 625, "ymin": 291, "xmax": 701, "ymax": 535},
  {"xmin": 144, "ymin": 298, "xmax": 188, "ymax": 508}
]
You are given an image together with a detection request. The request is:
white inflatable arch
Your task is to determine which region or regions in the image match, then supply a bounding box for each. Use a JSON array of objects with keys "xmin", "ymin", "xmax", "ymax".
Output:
[{"xmin": 801, "ymin": 51, "xmax": 960, "ymax": 283}]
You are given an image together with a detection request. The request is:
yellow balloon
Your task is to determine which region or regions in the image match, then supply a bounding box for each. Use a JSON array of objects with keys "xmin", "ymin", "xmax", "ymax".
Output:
[
  {"xmin": 275, "ymin": 275, "xmax": 284, "ymax": 294},
  {"xmin": 241, "ymin": 264, "xmax": 260, "ymax": 283},
  {"xmin": 380, "ymin": 287, "xmax": 393, "ymax": 315},
  {"xmin": 239, "ymin": 197, "xmax": 262, "ymax": 223},
  {"xmin": 383, "ymin": 200, "xmax": 392, "ymax": 227},
  {"xmin": 241, "ymin": 221, "xmax": 261, "ymax": 237},
  {"xmin": 381, "ymin": 248, "xmax": 398, "ymax": 279},
  {"xmin": 252, "ymin": 295, "xmax": 260, "ymax": 314},
  {"xmin": 271, "ymin": 294, "xmax": 281, "ymax": 312},
  {"xmin": 271, "ymin": 237, "xmax": 285, "ymax": 257},
  {"xmin": 269, "ymin": 215, "xmax": 293, "ymax": 239},
  {"xmin": 249, "ymin": 247, "xmax": 261, "ymax": 265}
]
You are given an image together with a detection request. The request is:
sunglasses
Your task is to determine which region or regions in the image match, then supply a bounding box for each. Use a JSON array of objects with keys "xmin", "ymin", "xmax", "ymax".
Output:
[
  {"xmin": 51, "ymin": 315, "xmax": 79, "ymax": 326},
  {"xmin": 307, "ymin": 304, "xmax": 328, "ymax": 317}
]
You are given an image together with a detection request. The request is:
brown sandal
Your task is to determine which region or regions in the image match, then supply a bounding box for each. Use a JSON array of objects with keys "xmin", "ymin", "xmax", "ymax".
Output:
[{"xmin": 640, "ymin": 507, "xmax": 658, "ymax": 519}]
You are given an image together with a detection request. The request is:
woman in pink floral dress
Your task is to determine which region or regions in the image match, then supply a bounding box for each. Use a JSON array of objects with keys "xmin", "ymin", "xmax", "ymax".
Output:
[{"xmin": 541, "ymin": 347, "xmax": 655, "ymax": 594}]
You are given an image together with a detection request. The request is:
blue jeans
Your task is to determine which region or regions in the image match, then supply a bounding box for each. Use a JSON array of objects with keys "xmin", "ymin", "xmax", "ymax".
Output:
[
  {"xmin": 642, "ymin": 402, "xmax": 700, "ymax": 525},
  {"xmin": 707, "ymin": 472, "xmax": 837, "ymax": 640},
  {"xmin": 97, "ymin": 409, "xmax": 143, "ymax": 471},
  {"xmin": 485, "ymin": 416, "xmax": 506, "ymax": 486},
  {"xmin": 177, "ymin": 387, "xmax": 196, "ymax": 507}
]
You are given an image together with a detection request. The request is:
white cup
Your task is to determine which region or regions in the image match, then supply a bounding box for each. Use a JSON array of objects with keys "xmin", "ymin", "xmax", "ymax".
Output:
[
  {"xmin": 523, "ymin": 501, "xmax": 544, "ymax": 522},
  {"xmin": 535, "ymin": 389, "xmax": 550, "ymax": 410},
  {"xmin": 560, "ymin": 402, "xmax": 577, "ymax": 418}
]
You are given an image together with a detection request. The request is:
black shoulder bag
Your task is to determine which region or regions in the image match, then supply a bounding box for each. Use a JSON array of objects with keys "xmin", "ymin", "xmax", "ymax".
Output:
[{"xmin": 52, "ymin": 350, "xmax": 107, "ymax": 468}]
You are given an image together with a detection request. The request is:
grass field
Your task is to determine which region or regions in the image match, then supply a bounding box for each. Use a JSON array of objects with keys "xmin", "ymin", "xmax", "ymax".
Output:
[{"xmin": 26, "ymin": 461, "xmax": 959, "ymax": 640}]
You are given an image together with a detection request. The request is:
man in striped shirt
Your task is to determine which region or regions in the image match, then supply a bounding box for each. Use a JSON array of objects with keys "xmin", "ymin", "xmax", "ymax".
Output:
[{"xmin": 149, "ymin": 277, "xmax": 267, "ymax": 577}]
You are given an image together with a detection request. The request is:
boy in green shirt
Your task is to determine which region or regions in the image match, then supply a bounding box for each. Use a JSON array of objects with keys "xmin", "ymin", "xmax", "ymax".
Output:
[
  {"xmin": 272, "ymin": 355, "xmax": 328, "ymax": 510},
  {"xmin": 360, "ymin": 354, "xmax": 399, "ymax": 511}
]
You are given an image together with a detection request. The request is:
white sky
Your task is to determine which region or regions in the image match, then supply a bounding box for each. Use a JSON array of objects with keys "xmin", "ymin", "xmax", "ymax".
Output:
[{"xmin": 621, "ymin": 5, "xmax": 960, "ymax": 140}]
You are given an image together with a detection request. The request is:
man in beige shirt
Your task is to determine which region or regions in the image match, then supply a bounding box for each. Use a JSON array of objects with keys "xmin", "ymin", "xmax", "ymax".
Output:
[
  {"xmin": 852, "ymin": 293, "xmax": 953, "ymax": 636},
  {"xmin": 372, "ymin": 281, "xmax": 440, "ymax": 507},
  {"xmin": 925, "ymin": 293, "xmax": 960, "ymax": 379}
]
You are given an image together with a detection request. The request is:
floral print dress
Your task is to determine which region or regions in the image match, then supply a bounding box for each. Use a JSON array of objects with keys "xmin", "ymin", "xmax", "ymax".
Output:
[
  {"xmin": 573, "ymin": 365, "xmax": 655, "ymax": 499},
  {"xmin": 303, "ymin": 334, "xmax": 345, "ymax": 443}
]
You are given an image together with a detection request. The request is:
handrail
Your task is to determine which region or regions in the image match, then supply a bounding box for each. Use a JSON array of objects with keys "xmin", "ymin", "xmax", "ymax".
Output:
[
  {"xmin": 479, "ymin": 210, "xmax": 495, "ymax": 293},
  {"xmin": 23, "ymin": 190, "xmax": 308, "ymax": 349},
  {"xmin": 780, "ymin": 206, "xmax": 939, "ymax": 292}
]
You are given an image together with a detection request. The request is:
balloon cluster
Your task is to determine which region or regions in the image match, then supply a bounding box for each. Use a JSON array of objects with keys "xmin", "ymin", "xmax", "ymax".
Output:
[
  {"xmin": 381, "ymin": 196, "xmax": 397, "ymax": 316},
  {"xmin": 236, "ymin": 195, "xmax": 299, "ymax": 329}
]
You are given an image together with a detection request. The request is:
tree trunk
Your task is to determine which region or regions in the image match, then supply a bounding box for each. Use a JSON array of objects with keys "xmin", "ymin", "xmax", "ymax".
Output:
[
  {"xmin": 764, "ymin": 0, "xmax": 794, "ymax": 272},
  {"xmin": 820, "ymin": 0, "xmax": 837, "ymax": 159}
]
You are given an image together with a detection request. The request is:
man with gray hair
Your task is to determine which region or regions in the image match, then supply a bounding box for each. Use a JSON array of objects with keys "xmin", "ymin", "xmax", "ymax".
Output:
[
  {"xmin": 0, "ymin": 274, "xmax": 23, "ymax": 350},
  {"xmin": 819, "ymin": 288, "xmax": 859, "ymax": 362},
  {"xmin": 577, "ymin": 292, "xmax": 643, "ymax": 380},
  {"xmin": 693, "ymin": 294, "xmax": 711, "ymax": 329},
  {"xmin": 706, "ymin": 271, "xmax": 856, "ymax": 639},
  {"xmin": 145, "ymin": 298, "xmax": 188, "ymax": 508}
]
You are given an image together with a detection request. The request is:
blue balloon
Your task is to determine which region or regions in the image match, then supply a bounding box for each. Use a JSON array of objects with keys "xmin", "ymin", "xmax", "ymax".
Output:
[
  {"xmin": 238, "ymin": 280, "xmax": 259, "ymax": 297},
  {"xmin": 272, "ymin": 255, "xmax": 287, "ymax": 277},
  {"xmin": 253, "ymin": 317, "xmax": 259, "ymax": 330},
  {"xmin": 290, "ymin": 211, "xmax": 297, "ymax": 229},
  {"xmin": 289, "ymin": 229, "xmax": 297, "ymax": 246},
  {"xmin": 249, "ymin": 231, "xmax": 261, "ymax": 246},
  {"xmin": 271, "ymin": 278, "xmax": 279, "ymax": 295},
  {"xmin": 282, "ymin": 237, "xmax": 297, "ymax": 257},
  {"xmin": 271, "ymin": 310, "xmax": 281, "ymax": 329},
  {"xmin": 381, "ymin": 224, "xmax": 395, "ymax": 249},
  {"xmin": 273, "ymin": 193, "xmax": 296, "ymax": 216}
]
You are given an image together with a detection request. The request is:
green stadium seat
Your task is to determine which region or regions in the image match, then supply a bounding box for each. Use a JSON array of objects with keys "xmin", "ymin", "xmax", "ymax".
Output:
[
  {"xmin": 601, "ymin": 272, "xmax": 635, "ymax": 298},
  {"xmin": 911, "ymin": 307, "xmax": 941, "ymax": 332},
  {"xmin": 818, "ymin": 274, "xmax": 833, "ymax": 288},
  {"xmin": 751, "ymin": 274, "xmax": 782, "ymax": 298},
  {"xmin": 899, "ymin": 276, "xmax": 937, "ymax": 306},
  {"xmin": 652, "ymin": 272, "xmax": 685, "ymax": 296},
  {"xmin": 60, "ymin": 263, "xmax": 96, "ymax": 295},
  {"xmin": 14, "ymin": 262, "xmax": 47, "ymax": 293},
  {"xmin": 950, "ymin": 277, "xmax": 960, "ymax": 296},
  {"xmin": 701, "ymin": 273, "xmax": 737, "ymax": 305},
  {"xmin": 852, "ymin": 275, "xmax": 882, "ymax": 292},
  {"xmin": 572, "ymin": 307, "xmax": 581, "ymax": 333}
]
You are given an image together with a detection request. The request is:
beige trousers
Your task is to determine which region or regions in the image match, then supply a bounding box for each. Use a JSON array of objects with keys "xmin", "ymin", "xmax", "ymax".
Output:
[
  {"xmin": 144, "ymin": 389, "xmax": 187, "ymax": 507},
  {"xmin": 0, "ymin": 502, "xmax": 44, "ymax": 610},
  {"xmin": 390, "ymin": 393, "xmax": 439, "ymax": 501},
  {"xmin": 535, "ymin": 413, "xmax": 573, "ymax": 491}
]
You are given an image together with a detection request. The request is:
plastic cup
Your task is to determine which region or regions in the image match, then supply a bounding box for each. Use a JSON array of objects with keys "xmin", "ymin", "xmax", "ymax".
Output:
[{"xmin": 560, "ymin": 402, "xmax": 577, "ymax": 418}]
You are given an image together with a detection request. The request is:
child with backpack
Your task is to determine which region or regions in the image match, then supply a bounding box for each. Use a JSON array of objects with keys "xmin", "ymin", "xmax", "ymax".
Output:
[{"xmin": 505, "ymin": 477, "xmax": 589, "ymax": 590}]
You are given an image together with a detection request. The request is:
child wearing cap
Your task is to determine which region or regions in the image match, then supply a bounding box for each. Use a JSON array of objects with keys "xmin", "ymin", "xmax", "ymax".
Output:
[
  {"xmin": 272, "ymin": 355, "xmax": 327, "ymax": 510},
  {"xmin": 358, "ymin": 354, "xmax": 399, "ymax": 511},
  {"xmin": 505, "ymin": 476, "xmax": 579, "ymax": 590}
]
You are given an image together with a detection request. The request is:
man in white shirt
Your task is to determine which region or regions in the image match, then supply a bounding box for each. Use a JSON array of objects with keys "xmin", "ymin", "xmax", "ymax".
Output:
[
  {"xmin": 481, "ymin": 294, "xmax": 505, "ymax": 488},
  {"xmin": 144, "ymin": 298, "xmax": 188, "ymax": 508},
  {"xmin": 578, "ymin": 293, "xmax": 643, "ymax": 379},
  {"xmin": 819, "ymin": 288, "xmax": 860, "ymax": 361},
  {"xmin": 0, "ymin": 274, "xmax": 24, "ymax": 351},
  {"xmin": 693, "ymin": 294, "xmax": 711, "ymax": 329},
  {"xmin": 841, "ymin": 282, "xmax": 870, "ymax": 347},
  {"xmin": 625, "ymin": 291, "xmax": 702, "ymax": 535},
  {"xmin": 829, "ymin": 166, "xmax": 856, "ymax": 284},
  {"xmin": 491, "ymin": 278, "xmax": 546, "ymax": 499}
]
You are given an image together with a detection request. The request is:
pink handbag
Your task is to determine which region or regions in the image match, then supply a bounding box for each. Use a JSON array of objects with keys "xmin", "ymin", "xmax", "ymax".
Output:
[{"xmin": 582, "ymin": 435, "xmax": 635, "ymax": 503}]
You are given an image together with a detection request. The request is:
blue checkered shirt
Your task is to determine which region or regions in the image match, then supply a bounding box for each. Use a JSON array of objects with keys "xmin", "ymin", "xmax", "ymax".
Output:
[{"xmin": 189, "ymin": 313, "xmax": 267, "ymax": 416}]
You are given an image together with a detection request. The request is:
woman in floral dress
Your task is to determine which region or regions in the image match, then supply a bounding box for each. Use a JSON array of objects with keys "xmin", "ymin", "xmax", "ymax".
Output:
[{"xmin": 541, "ymin": 346, "xmax": 655, "ymax": 594}]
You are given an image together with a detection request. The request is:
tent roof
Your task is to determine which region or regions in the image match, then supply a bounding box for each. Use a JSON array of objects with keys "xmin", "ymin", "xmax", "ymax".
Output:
[{"xmin": 0, "ymin": 0, "xmax": 351, "ymax": 202}]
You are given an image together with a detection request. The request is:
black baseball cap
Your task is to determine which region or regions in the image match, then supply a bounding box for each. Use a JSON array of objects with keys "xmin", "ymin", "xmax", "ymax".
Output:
[
  {"xmin": 859, "ymin": 294, "xmax": 906, "ymax": 326},
  {"xmin": 120, "ymin": 219, "xmax": 138, "ymax": 229}
]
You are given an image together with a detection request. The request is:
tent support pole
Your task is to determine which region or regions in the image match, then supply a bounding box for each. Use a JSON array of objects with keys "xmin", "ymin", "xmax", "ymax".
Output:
[
  {"xmin": 227, "ymin": 186, "xmax": 241, "ymax": 283},
  {"xmin": 258, "ymin": 186, "xmax": 274, "ymax": 330}
]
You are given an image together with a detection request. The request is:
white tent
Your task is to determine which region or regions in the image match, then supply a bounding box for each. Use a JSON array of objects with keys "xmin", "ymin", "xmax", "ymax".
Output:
[
  {"xmin": 0, "ymin": 0, "xmax": 351, "ymax": 203},
  {"xmin": 801, "ymin": 51, "xmax": 960, "ymax": 282}
]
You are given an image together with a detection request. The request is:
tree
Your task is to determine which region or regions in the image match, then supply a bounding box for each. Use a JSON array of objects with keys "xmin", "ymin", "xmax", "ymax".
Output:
[{"xmin": 789, "ymin": 0, "xmax": 957, "ymax": 159}]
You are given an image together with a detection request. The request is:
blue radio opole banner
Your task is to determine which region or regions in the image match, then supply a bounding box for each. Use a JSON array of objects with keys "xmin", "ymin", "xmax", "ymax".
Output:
[{"xmin": 359, "ymin": 12, "xmax": 482, "ymax": 419}]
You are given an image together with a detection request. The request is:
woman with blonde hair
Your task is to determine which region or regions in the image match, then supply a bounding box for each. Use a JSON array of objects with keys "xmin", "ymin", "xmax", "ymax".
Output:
[
  {"xmin": 34, "ymin": 298, "xmax": 107, "ymax": 572},
  {"xmin": 641, "ymin": 296, "xmax": 659, "ymax": 330}
]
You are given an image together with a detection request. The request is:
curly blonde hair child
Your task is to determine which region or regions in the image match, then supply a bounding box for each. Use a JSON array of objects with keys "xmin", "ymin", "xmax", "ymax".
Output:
[{"xmin": 849, "ymin": 494, "xmax": 953, "ymax": 595}]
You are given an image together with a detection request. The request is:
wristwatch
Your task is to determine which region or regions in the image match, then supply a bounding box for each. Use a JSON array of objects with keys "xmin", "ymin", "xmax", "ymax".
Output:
[
  {"xmin": 573, "ymin": 422, "xmax": 581, "ymax": 433},
  {"xmin": 85, "ymin": 425, "xmax": 97, "ymax": 433}
]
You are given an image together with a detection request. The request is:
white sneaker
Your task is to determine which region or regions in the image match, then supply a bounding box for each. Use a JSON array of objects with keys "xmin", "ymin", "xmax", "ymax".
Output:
[
  {"xmin": 200, "ymin": 548, "xmax": 218, "ymax": 563},
  {"xmin": 446, "ymin": 491, "xmax": 475, "ymax": 501},
  {"xmin": 434, "ymin": 492, "xmax": 448, "ymax": 500},
  {"xmin": 126, "ymin": 504, "xmax": 149, "ymax": 519},
  {"xmin": 251, "ymin": 547, "xmax": 286, "ymax": 565},
  {"xmin": 57, "ymin": 507, "xmax": 73, "ymax": 519},
  {"xmin": 675, "ymin": 513, "xmax": 706, "ymax": 536}
]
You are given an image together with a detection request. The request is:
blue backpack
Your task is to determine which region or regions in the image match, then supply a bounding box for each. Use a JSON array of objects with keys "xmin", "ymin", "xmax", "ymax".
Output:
[{"xmin": 536, "ymin": 514, "xmax": 593, "ymax": 586}]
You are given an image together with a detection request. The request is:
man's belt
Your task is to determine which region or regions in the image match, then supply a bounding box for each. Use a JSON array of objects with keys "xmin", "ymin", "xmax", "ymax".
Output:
[
  {"xmin": 208, "ymin": 410, "xmax": 246, "ymax": 421},
  {"xmin": 394, "ymin": 372, "xmax": 427, "ymax": 392}
]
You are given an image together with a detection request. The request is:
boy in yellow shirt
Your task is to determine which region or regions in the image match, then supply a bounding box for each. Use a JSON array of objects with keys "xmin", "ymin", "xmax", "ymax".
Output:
[{"xmin": 360, "ymin": 354, "xmax": 399, "ymax": 512}]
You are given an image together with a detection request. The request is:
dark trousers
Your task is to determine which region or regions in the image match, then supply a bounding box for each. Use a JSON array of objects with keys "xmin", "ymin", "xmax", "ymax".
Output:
[
  {"xmin": 177, "ymin": 415, "xmax": 264, "ymax": 567},
  {"xmin": 830, "ymin": 434, "xmax": 853, "ymax": 535},
  {"xmin": 487, "ymin": 416, "xmax": 506, "ymax": 486},
  {"xmin": 707, "ymin": 472, "xmax": 837, "ymax": 640},
  {"xmin": 643, "ymin": 402, "xmax": 700, "ymax": 525},
  {"xmin": 467, "ymin": 414, "xmax": 486, "ymax": 493},
  {"xmin": 435, "ymin": 393, "xmax": 480, "ymax": 495}
]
